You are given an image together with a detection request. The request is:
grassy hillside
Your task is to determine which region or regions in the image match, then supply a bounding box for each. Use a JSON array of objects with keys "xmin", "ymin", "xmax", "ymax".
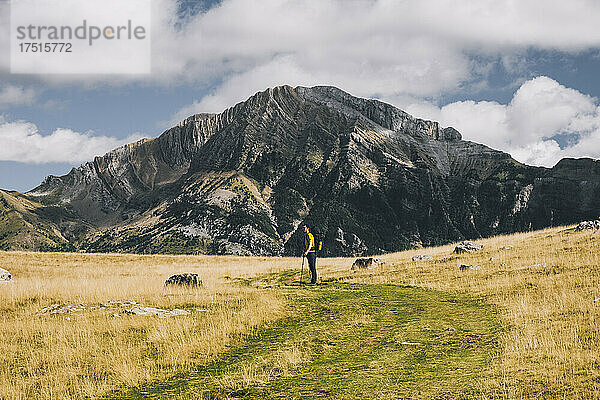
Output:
[
  {"xmin": 0, "ymin": 224, "xmax": 599, "ymax": 399},
  {"xmin": 0, "ymin": 190, "xmax": 78, "ymax": 251},
  {"xmin": 368, "ymin": 226, "xmax": 600, "ymax": 399}
]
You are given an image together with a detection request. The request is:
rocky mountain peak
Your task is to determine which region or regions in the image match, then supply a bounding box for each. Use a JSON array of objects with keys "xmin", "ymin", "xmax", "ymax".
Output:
[
  {"xmin": 10, "ymin": 85, "xmax": 599, "ymax": 256},
  {"xmin": 296, "ymin": 85, "xmax": 461, "ymax": 142}
]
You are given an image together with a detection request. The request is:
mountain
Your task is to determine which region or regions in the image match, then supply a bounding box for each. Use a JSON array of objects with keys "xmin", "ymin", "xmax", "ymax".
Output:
[
  {"xmin": 4, "ymin": 85, "xmax": 600, "ymax": 256},
  {"xmin": 0, "ymin": 189, "xmax": 83, "ymax": 251}
]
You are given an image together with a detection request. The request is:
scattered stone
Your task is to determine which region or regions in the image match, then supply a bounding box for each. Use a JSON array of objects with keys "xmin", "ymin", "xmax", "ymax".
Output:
[
  {"xmin": 123, "ymin": 306, "xmax": 190, "ymax": 318},
  {"xmin": 38, "ymin": 303, "xmax": 91, "ymax": 314},
  {"xmin": 412, "ymin": 255, "xmax": 433, "ymax": 261},
  {"xmin": 489, "ymin": 257, "xmax": 495, "ymax": 261},
  {"xmin": 576, "ymin": 220, "xmax": 600, "ymax": 231},
  {"xmin": 105, "ymin": 300, "xmax": 138, "ymax": 306},
  {"xmin": 165, "ymin": 273, "xmax": 202, "ymax": 287},
  {"xmin": 351, "ymin": 257, "xmax": 382, "ymax": 270},
  {"xmin": 38, "ymin": 300, "xmax": 189, "ymax": 318},
  {"xmin": 594, "ymin": 298, "xmax": 600, "ymax": 303},
  {"xmin": 39, "ymin": 301, "xmax": 138, "ymax": 315},
  {"xmin": 454, "ymin": 241, "xmax": 483, "ymax": 254},
  {"xmin": 518, "ymin": 263, "xmax": 546, "ymax": 270},
  {"xmin": 459, "ymin": 264, "xmax": 481, "ymax": 271},
  {"xmin": 502, "ymin": 245, "xmax": 513, "ymax": 250},
  {"xmin": 0, "ymin": 267, "xmax": 12, "ymax": 283}
]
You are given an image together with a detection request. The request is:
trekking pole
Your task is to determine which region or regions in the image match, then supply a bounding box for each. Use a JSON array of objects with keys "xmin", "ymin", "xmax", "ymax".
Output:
[
  {"xmin": 314, "ymin": 255, "xmax": 317, "ymax": 284},
  {"xmin": 300, "ymin": 255, "xmax": 305, "ymax": 285}
]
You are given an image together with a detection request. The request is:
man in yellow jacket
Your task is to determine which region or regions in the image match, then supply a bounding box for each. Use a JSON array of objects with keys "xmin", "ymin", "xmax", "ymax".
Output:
[{"xmin": 303, "ymin": 225, "xmax": 317, "ymax": 285}]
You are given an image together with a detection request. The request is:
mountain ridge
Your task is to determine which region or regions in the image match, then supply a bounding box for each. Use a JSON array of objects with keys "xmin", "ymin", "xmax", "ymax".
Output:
[{"xmin": 2, "ymin": 85, "xmax": 599, "ymax": 255}]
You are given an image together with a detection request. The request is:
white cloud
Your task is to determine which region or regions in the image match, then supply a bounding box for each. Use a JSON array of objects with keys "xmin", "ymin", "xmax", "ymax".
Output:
[
  {"xmin": 0, "ymin": 85, "xmax": 36, "ymax": 108},
  {"xmin": 3, "ymin": 0, "xmax": 600, "ymax": 96},
  {"xmin": 403, "ymin": 76, "xmax": 600, "ymax": 167},
  {"xmin": 507, "ymin": 78, "xmax": 597, "ymax": 147},
  {"xmin": 159, "ymin": 0, "xmax": 600, "ymax": 127},
  {"xmin": 0, "ymin": 118, "xmax": 144, "ymax": 164}
]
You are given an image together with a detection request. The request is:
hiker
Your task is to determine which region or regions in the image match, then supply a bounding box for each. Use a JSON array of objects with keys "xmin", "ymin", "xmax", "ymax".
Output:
[{"xmin": 303, "ymin": 225, "xmax": 317, "ymax": 285}]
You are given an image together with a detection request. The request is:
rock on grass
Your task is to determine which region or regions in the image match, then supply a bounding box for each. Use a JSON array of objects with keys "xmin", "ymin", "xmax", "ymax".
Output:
[
  {"xmin": 165, "ymin": 273, "xmax": 202, "ymax": 287},
  {"xmin": 460, "ymin": 264, "xmax": 481, "ymax": 271},
  {"xmin": 0, "ymin": 267, "xmax": 12, "ymax": 283},
  {"xmin": 454, "ymin": 241, "xmax": 483, "ymax": 254},
  {"xmin": 351, "ymin": 258, "xmax": 382, "ymax": 270}
]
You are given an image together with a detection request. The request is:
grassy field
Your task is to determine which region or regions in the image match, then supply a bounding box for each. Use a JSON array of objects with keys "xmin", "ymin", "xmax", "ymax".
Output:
[
  {"xmin": 1, "ymin": 225, "xmax": 599, "ymax": 399},
  {"xmin": 110, "ymin": 282, "xmax": 499, "ymax": 400},
  {"xmin": 365, "ymin": 226, "xmax": 600, "ymax": 399},
  {"xmin": 0, "ymin": 253, "xmax": 289, "ymax": 399}
]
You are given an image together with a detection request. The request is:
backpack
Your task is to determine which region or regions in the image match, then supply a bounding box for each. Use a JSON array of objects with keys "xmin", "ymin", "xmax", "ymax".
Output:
[{"xmin": 312, "ymin": 227, "xmax": 323, "ymax": 255}]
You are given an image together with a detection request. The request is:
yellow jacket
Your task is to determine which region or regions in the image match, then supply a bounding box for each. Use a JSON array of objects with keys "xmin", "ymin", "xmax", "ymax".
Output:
[{"xmin": 304, "ymin": 232, "xmax": 315, "ymax": 253}]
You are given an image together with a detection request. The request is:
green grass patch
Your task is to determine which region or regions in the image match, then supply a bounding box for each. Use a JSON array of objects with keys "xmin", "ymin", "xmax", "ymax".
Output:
[{"xmin": 107, "ymin": 281, "xmax": 501, "ymax": 399}]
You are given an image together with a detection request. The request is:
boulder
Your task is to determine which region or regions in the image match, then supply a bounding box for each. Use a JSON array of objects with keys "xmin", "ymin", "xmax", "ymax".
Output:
[
  {"xmin": 454, "ymin": 241, "xmax": 483, "ymax": 254},
  {"xmin": 412, "ymin": 255, "xmax": 433, "ymax": 261},
  {"xmin": 165, "ymin": 273, "xmax": 202, "ymax": 287},
  {"xmin": 459, "ymin": 264, "xmax": 481, "ymax": 271},
  {"xmin": 351, "ymin": 257, "xmax": 382, "ymax": 270},
  {"xmin": 576, "ymin": 220, "xmax": 600, "ymax": 231},
  {"xmin": 0, "ymin": 267, "xmax": 12, "ymax": 283},
  {"xmin": 123, "ymin": 306, "xmax": 190, "ymax": 318}
]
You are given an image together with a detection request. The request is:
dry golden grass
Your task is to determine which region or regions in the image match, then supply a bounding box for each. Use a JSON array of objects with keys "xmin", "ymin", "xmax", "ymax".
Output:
[
  {"xmin": 322, "ymin": 226, "xmax": 600, "ymax": 398},
  {"xmin": 2, "ymin": 225, "xmax": 600, "ymax": 399},
  {"xmin": 0, "ymin": 251, "xmax": 300, "ymax": 400}
]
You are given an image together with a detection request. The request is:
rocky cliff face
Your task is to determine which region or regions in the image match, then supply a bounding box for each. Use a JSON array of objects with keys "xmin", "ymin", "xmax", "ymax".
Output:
[{"xmin": 18, "ymin": 85, "xmax": 600, "ymax": 256}]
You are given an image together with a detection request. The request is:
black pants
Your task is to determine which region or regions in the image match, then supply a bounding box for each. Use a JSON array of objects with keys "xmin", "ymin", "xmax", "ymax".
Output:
[{"xmin": 306, "ymin": 252, "xmax": 317, "ymax": 284}]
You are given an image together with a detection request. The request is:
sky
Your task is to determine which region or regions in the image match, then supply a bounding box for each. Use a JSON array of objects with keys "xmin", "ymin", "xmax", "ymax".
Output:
[{"xmin": 1, "ymin": 0, "xmax": 600, "ymax": 192}]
